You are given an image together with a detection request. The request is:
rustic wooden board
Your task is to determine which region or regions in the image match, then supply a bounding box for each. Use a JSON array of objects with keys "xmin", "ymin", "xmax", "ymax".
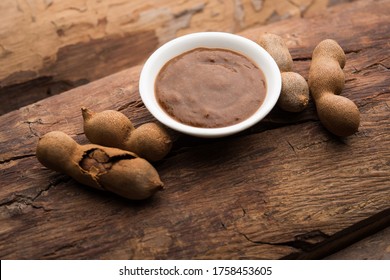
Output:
[
  {"xmin": 0, "ymin": 0, "xmax": 389, "ymax": 259},
  {"xmin": 0, "ymin": 0, "xmax": 357, "ymax": 115},
  {"xmin": 325, "ymin": 226, "xmax": 390, "ymax": 260}
]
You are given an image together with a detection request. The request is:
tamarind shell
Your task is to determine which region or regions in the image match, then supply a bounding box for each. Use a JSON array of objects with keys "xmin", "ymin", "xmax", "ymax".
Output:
[
  {"xmin": 278, "ymin": 72, "xmax": 309, "ymax": 112},
  {"xmin": 308, "ymin": 39, "xmax": 360, "ymax": 137},
  {"xmin": 82, "ymin": 108, "xmax": 172, "ymax": 162},
  {"xmin": 98, "ymin": 157, "xmax": 164, "ymax": 200},
  {"xmin": 308, "ymin": 56, "xmax": 345, "ymax": 99},
  {"xmin": 36, "ymin": 131, "xmax": 102, "ymax": 189},
  {"xmin": 312, "ymin": 39, "xmax": 346, "ymax": 68},
  {"xmin": 82, "ymin": 107, "xmax": 134, "ymax": 149},
  {"xmin": 257, "ymin": 33, "xmax": 293, "ymax": 72},
  {"xmin": 316, "ymin": 94, "xmax": 360, "ymax": 137},
  {"xmin": 36, "ymin": 131, "xmax": 163, "ymax": 200},
  {"xmin": 125, "ymin": 122, "xmax": 173, "ymax": 162},
  {"xmin": 309, "ymin": 39, "xmax": 346, "ymax": 100}
]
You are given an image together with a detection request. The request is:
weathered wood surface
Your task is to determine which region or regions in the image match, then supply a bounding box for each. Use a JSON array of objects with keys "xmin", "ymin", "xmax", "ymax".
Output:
[
  {"xmin": 0, "ymin": 0, "xmax": 389, "ymax": 259},
  {"xmin": 0, "ymin": 0, "xmax": 356, "ymax": 115},
  {"xmin": 326, "ymin": 227, "xmax": 390, "ymax": 260}
]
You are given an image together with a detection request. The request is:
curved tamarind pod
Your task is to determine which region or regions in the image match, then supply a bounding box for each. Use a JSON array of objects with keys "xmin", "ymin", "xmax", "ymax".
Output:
[
  {"xmin": 308, "ymin": 39, "xmax": 360, "ymax": 137},
  {"xmin": 36, "ymin": 131, "xmax": 163, "ymax": 200}
]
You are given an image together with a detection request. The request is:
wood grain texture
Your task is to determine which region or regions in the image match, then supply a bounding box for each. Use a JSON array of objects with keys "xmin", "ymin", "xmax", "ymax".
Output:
[
  {"xmin": 0, "ymin": 0, "xmax": 356, "ymax": 115},
  {"xmin": 0, "ymin": 0, "xmax": 389, "ymax": 259},
  {"xmin": 325, "ymin": 226, "xmax": 390, "ymax": 260}
]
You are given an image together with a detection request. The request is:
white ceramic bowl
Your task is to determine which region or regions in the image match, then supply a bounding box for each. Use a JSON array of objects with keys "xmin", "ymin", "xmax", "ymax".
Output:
[{"xmin": 139, "ymin": 32, "xmax": 281, "ymax": 138}]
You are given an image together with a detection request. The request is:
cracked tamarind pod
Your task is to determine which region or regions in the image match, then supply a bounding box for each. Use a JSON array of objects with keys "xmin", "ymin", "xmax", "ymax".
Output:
[
  {"xmin": 308, "ymin": 39, "xmax": 360, "ymax": 136},
  {"xmin": 36, "ymin": 131, "xmax": 163, "ymax": 200},
  {"xmin": 81, "ymin": 107, "xmax": 172, "ymax": 162},
  {"xmin": 256, "ymin": 33, "xmax": 309, "ymax": 112}
]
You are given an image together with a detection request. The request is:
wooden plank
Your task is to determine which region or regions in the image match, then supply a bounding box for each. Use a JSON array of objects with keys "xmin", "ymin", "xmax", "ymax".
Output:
[
  {"xmin": 325, "ymin": 226, "xmax": 390, "ymax": 260},
  {"xmin": 0, "ymin": 0, "xmax": 357, "ymax": 115},
  {"xmin": 0, "ymin": 0, "xmax": 389, "ymax": 259},
  {"xmin": 283, "ymin": 209, "xmax": 390, "ymax": 259}
]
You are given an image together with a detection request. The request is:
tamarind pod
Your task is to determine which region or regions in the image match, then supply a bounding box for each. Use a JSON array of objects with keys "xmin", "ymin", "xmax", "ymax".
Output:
[
  {"xmin": 82, "ymin": 108, "xmax": 172, "ymax": 161},
  {"xmin": 308, "ymin": 39, "xmax": 359, "ymax": 137},
  {"xmin": 36, "ymin": 131, "xmax": 163, "ymax": 200},
  {"xmin": 257, "ymin": 33, "xmax": 309, "ymax": 113}
]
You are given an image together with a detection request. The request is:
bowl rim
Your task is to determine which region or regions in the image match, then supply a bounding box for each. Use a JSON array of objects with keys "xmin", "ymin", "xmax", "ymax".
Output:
[{"xmin": 139, "ymin": 31, "xmax": 281, "ymax": 138}]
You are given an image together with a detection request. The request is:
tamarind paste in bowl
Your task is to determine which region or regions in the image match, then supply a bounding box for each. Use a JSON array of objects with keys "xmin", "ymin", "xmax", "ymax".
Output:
[
  {"xmin": 140, "ymin": 32, "xmax": 281, "ymax": 138},
  {"xmin": 155, "ymin": 48, "xmax": 267, "ymax": 128}
]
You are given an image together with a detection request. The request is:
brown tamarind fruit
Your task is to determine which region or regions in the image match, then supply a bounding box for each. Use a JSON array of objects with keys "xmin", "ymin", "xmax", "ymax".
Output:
[
  {"xmin": 257, "ymin": 33, "xmax": 309, "ymax": 112},
  {"xmin": 36, "ymin": 131, "xmax": 164, "ymax": 200},
  {"xmin": 308, "ymin": 39, "xmax": 360, "ymax": 136},
  {"xmin": 82, "ymin": 108, "xmax": 172, "ymax": 162}
]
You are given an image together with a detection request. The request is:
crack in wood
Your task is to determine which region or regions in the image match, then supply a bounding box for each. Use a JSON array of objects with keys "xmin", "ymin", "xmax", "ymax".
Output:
[
  {"xmin": 357, "ymin": 96, "xmax": 390, "ymax": 112},
  {"xmin": 0, "ymin": 154, "xmax": 36, "ymax": 165},
  {"xmin": 286, "ymin": 140, "xmax": 297, "ymax": 155},
  {"xmin": 23, "ymin": 119, "xmax": 43, "ymax": 137},
  {"xmin": 351, "ymin": 62, "xmax": 390, "ymax": 74},
  {"xmin": 345, "ymin": 49, "xmax": 363, "ymax": 55},
  {"xmin": 0, "ymin": 174, "xmax": 69, "ymax": 211},
  {"xmin": 282, "ymin": 208, "xmax": 390, "ymax": 259},
  {"xmin": 294, "ymin": 138, "xmax": 333, "ymax": 151},
  {"xmin": 292, "ymin": 48, "xmax": 367, "ymax": 63},
  {"xmin": 0, "ymin": 195, "xmax": 50, "ymax": 212},
  {"xmin": 238, "ymin": 229, "xmax": 329, "ymax": 251},
  {"xmin": 292, "ymin": 56, "xmax": 312, "ymax": 62},
  {"xmin": 42, "ymin": 243, "xmax": 79, "ymax": 258}
]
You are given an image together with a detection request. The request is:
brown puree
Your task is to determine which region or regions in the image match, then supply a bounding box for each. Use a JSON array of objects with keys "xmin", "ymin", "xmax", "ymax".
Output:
[{"xmin": 155, "ymin": 48, "xmax": 266, "ymax": 128}]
